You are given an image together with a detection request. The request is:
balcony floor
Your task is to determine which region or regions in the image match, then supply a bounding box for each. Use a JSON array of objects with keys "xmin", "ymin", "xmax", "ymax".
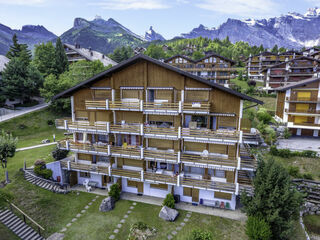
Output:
[{"xmin": 277, "ymin": 136, "xmax": 320, "ymax": 153}]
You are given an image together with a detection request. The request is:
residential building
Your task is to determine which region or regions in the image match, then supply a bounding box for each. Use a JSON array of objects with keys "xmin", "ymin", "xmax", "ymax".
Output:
[
  {"xmin": 134, "ymin": 47, "xmax": 146, "ymax": 55},
  {"xmin": 164, "ymin": 54, "xmax": 236, "ymax": 87},
  {"xmin": 263, "ymin": 56, "xmax": 320, "ymax": 90},
  {"xmin": 51, "ymin": 54, "xmax": 262, "ymax": 210},
  {"xmin": 246, "ymin": 51, "xmax": 302, "ymax": 82},
  {"xmin": 275, "ymin": 77, "xmax": 320, "ymax": 137},
  {"xmin": 301, "ymin": 47, "xmax": 320, "ymax": 57},
  {"xmin": 0, "ymin": 55, "xmax": 9, "ymax": 81},
  {"xmin": 63, "ymin": 43, "xmax": 117, "ymax": 67}
]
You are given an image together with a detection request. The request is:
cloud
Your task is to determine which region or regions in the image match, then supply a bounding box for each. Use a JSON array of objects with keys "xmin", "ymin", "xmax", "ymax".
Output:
[
  {"xmin": 90, "ymin": 0, "xmax": 169, "ymax": 10},
  {"xmin": 194, "ymin": 0, "xmax": 278, "ymax": 17},
  {"xmin": 0, "ymin": 0, "xmax": 46, "ymax": 5}
]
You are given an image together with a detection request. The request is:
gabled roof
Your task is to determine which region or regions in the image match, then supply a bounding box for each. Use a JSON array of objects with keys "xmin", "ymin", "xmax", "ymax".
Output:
[
  {"xmin": 261, "ymin": 56, "xmax": 320, "ymax": 72},
  {"xmin": 197, "ymin": 53, "xmax": 235, "ymax": 65},
  {"xmin": 300, "ymin": 47, "xmax": 320, "ymax": 53},
  {"xmin": 274, "ymin": 77, "xmax": 320, "ymax": 91},
  {"xmin": 64, "ymin": 43, "xmax": 117, "ymax": 67},
  {"xmin": 53, "ymin": 54, "xmax": 263, "ymax": 104},
  {"xmin": 279, "ymin": 50, "xmax": 302, "ymax": 56},
  {"xmin": 164, "ymin": 54, "xmax": 195, "ymax": 63},
  {"xmin": 245, "ymin": 51, "xmax": 278, "ymax": 62}
]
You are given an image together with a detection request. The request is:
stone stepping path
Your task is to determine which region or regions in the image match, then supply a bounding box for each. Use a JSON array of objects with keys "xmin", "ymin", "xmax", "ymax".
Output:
[
  {"xmin": 167, "ymin": 211, "xmax": 192, "ymax": 239},
  {"xmin": 109, "ymin": 202, "xmax": 137, "ymax": 239},
  {"xmin": 59, "ymin": 196, "xmax": 99, "ymax": 234}
]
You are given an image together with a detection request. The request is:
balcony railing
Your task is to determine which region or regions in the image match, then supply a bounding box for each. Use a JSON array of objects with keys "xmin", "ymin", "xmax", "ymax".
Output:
[
  {"xmin": 109, "ymin": 100, "xmax": 141, "ymax": 111},
  {"xmin": 286, "ymin": 109, "xmax": 320, "ymax": 114},
  {"xmin": 180, "ymin": 177, "xmax": 236, "ymax": 193},
  {"xmin": 181, "ymin": 153, "xmax": 237, "ymax": 168},
  {"xmin": 144, "ymin": 126, "xmax": 179, "ymax": 139},
  {"xmin": 144, "ymin": 149, "xmax": 178, "ymax": 163},
  {"xmin": 181, "ymin": 128, "xmax": 240, "ymax": 143},
  {"xmin": 182, "ymin": 102, "xmax": 210, "ymax": 114},
  {"xmin": 111, "ymin": 168, "xmax": 141, "ymax": 180},
  {"xmin": 144, "ymin": 102, "xmax": 180, "ymax": 114},
  {"xmin": 286, "ymin": 97, "xmax": 320, "ymax": 103},
  {"xmin": 110, "ymin": 124, "xmax": 141, "ymax": 135},
  {"xmin": 110, "ymin": 146, "xmax": 141, "ymax": 159},
  {"xmin": 144, "ymin": 172, "xmax": 177, "ymax": 185},
  {"xmin": 60, "ymin": 160, "xmax": 109, "ymax": 175}
]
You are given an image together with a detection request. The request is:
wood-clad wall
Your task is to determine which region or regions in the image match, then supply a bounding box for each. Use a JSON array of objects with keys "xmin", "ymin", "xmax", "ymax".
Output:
[{"xmin": 276, "ymin": 92, "xmax": 285, "ymax": 119}]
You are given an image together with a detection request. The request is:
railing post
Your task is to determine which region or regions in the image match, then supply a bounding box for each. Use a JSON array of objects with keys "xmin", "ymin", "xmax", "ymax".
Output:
[
  {"xmin": 140, "ymin": 100, "xmax": 144, "ymax": 111},
  {"xmin": 140, "ymin": 148, "xmax": 144, "ymax": 159},
  {"xmin": 23, "ymin": 215, "xmax": 26, "ymax": 223},
  {"xmin": 38, "ymin": 227, "xmax": 41, "ymax": 236},
  {"xmin": 67, "ymin": 160, "xmax": 71, "ymax": 171},
  {"xmin": 106, "ymin": 99, "xmax": 109, "ymax": 110},
  {"xmin": 66, "ymin": 140, "xmax": 70, "ymax": 151},
  {"xmin": 141, "ymin": 170, "xmax": 144, "ymax": 181},
  {"xmin": 177, "ymin": 151, "xmax": 181, "ymax": 163},
  {"xmin": 112, "ymin": 89, "xmax": 115, "ymax": 102},
  {"xmin": 178, "ymin": 127, "xmax": 181, "ymax": 139},
  {"xmin": 237, "ymin": 157, "xmax": 241, "ymax": 170},
  {"xmin": 106, "ymin": 122, "xmax": 110, "ymax": 133},
  {"xmin": 235, "ymin": 183, "xmax": 239, "ymax": 195},
  {"xmin": 108, "ymin": 166, "xmax": 111, "ymax": 176},
  {"xmin": 178, "ymin": 101, "xmax": 182, "ymax": 113},
  {"xmin": 239, "ymin": 130, "xmax": 243, "ymax": 143},
  {"xmin": 108, "ymin": 145, "xmax": 111, "ymax": 156},
  {"xmin": 177, "ymin": 175, "xmax": 180, "ymax": 187},
  {"xmin": 64, "ymin": 120, "xmax": 68, "ymax": 130},
  {"xmin": 140, "ymin": 124, "xmax": 144, "ymax": 136}
]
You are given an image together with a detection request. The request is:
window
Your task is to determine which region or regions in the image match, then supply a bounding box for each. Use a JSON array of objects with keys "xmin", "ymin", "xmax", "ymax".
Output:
[
  {"xmin": 98, "ymin": 156, "xmax": 109, "ymax": 163},
  {"xmin": 77, "ymin": 133, "xmax": 83, "ymax": 141},
  {"xmin": 215, "ymin": 170, "xmax": 225, "ymax": 178},
  {"xmin": 80, "ymin": 172, "xmax": 91, "ymax": 178},
  {"xmin": 98, "ymin": 134, "xmax": 108, "ymax": 143}
]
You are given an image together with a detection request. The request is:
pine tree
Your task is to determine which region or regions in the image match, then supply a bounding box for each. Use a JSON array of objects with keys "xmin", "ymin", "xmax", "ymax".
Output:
[
  {"xmin": 241, "ymin": 158, "xmax": 303, "ymax": 240},
  {"xmin": 55, "ymin": 37, "xmax": 69, "ymax": 75},
  {"xmin": 6, "ymin": 34, "xmax": 21, "ymax": 59}
]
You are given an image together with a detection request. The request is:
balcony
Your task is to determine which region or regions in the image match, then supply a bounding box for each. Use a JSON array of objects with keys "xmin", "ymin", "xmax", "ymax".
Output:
[
  {"xmin": 56, "ymin": 119, "xmax": 109, "ymax": 134},
  {"xmin": 144, "ymin": 102, "xmax": 180, "ymax": 115},
  {"xmin": 144, "ymin": 172, "xmax": 177, "ymax": 185},
  {"xmin": 110, "ymin": 146, "xmax": 141, "ymax": 159},
  {"xmin": 180, "ymin": 177, "xmax": 236, "ymax": 193},
  {"xmin": 144, "ymin": 126, "xmax": 179, "ymax": 140},
  {"xmin": 85, "ymin": 100, "xmax": 141, "ymax": 111},
  {"xmin": 110, "ymin": 124, "xmax": 141, "ymax": 135},
  {"xmin": 286, "ymin": 109, "xmax": 320, "ymax": 115},
  {"xmin": 60, "ymin": 160, "xmax": 109, "ymax": 175},
  {"xmin": 111, "ymin": 168, "xmax": 141, "ymax": 180},
  {"xmin": 286, "ymin": 97, "xmax": 320, "ymax": 103},
  {"xmin": 287, "ymin": 122, "xmax": 320, "ymax": 130},
  {"xmin": 181, "ymin": 153, "xmax": 237, "ymax": 168},
  {"xmin": 144, "ymin": 149, "xmax": 179, "ymax": 163},
  {"xmin": 181, "ymin": 128, "xmax": 240, "ymax": 144}
]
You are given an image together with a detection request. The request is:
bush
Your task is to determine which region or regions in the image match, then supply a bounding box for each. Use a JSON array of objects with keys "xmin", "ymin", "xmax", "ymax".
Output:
[
  {"xmin": 41, "ymin": 169, "xmax": 53, "ymax": 179},
  {"xmin": 269, "ymin": 145, "xmax": 278, "ymax": 156},
  {"xmin": 302, "ymin": 173, "xmax": 313, "ymax": 180},
  {"xmin": 34, "ymin": 159, "xmax": 46, "ymax": 166},
  {"xmin": 301, "ymin": 150, "xmax": 317, "ymax": 158},
  {"xmin": 47, "ymin": 119, "xmax": 54, "ymax": 125},
  {"xmin": 257, "ymin": 108, "xmax": 272, "ymax": 124},
  {"xmin": 109, "ymin": 183, "xmax": 121, "ymax": 201},
  {"xmin": 248, "ymin": 80, "xmax": 257, "ymax": 87},
  {"xmin": 245, "ymin": 216, "xmax": 272, "ymax": 240},
  {"xmin": 52, "ymin": 147, "xmax": 69, "ymax": 161},
  {"xmin": 277, "ymin": 149, "xmax": 291, "ymax": 158},
  {"xmin": 283, "ymin": 128, "xmax": 291, "ymax": 139},
  {"xmin": 128, "ymin": 222, "xmax": 156, "ymax": 240},
  {"xmin": 189, "ymin": 229, "xmax": 213, "ymax": 240},
  {"xmin": 34, "ymin": 161, "xmax": 52, "ymax": 179},
  {"xmin": 287, "ymin": 166, "xmax": 301, "ymax": 178},
  {"xmin": 163, "ymin": 193, "xmax": 175, "ymax": 209}
]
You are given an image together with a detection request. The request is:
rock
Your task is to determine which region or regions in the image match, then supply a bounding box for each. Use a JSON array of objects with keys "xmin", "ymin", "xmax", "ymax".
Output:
[
  {"xmin": 47, "ymin": 233, "xmax": 64, "ymax": 240},
  {"xmin": 99, "ymin": 197, "xmax": 115, "ymax": 212},
  {"xmin": 41, "ymin": 139, "xmax": 50, "ymax": 144},
  {"xmin": 159, "ymin": 206, "xmax": 179, "ymax": 222},
  {"xmin": 316, "ymin": 211, "xmax": 320, "ymax": 215}
]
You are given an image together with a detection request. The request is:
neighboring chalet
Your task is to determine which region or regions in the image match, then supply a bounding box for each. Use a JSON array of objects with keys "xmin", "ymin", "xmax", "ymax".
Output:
[
  {"xmin": 246, "ymin": 51, "xmax": 302, "ymax": 82},
  {"xmin": 0, "ymin": 55, "xmax": 9, "ymax": 81},
  {"xmin": 63, "ymin": 43, "xmax": 117, "ymax": 67},
  {"xmin": 262, "ymin": 56, "xmax": 320, "ymax": 90},
  {"xmin": 301, "ymin": 47, "xmax": 320, "ymax": 57},
  {"xmin": 50, "ymin": 54, "xmax": 262, "ymax": 210},
  {"xmin": 274, "ymin": 77, "xmax": 320, "ymax": 137},
  {"xmin": 164, "ymin": 54, "xmax": 236, "ymax": 87},
  {"xmin": 134, "ymin": 47, "xmax": 146, "ymax": 55}
]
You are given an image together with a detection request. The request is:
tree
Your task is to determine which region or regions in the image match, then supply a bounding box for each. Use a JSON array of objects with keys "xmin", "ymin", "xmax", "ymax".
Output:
[
  {"xmin": 192, "ymin": 51, "xmax": 204, "ymax": 61},
  {"xmin": 241, "ymin": 158, "xmax": 303, "ymax": 240},
  {"xmin": 55, "ymin": 37, "xmax": 69, "ymax": 75},
  {"xmin": 33, "ymin": 42, "xmax": 57, "ymax": 78},
  {"xmin": 6, "ymin": 34, "xmax": 31, "ymax": 65},
  {"xmin": 145, "ymin": 44, "xmax": 166, "ymax": 60},
  {"xmin": 271, "ymin": 45, "xmax": 278, "ymax": 54},
  {"xmin": 109, "ymin": 46, "xmax": 134, "ymax": 63},
  {"xmin": 162, "ymin": 193, "xmax": 175, "ymax": 209},
  {"xmin": 246, "ymin": 216, "xmax": 272, "ymax": 240},
  {"xmin": 0, "ymin": 130, "xmax": 17, "ymax": 183}
]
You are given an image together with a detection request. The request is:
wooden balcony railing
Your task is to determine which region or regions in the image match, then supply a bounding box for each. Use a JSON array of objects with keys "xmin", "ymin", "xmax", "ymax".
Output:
[
  {"xmin": 144, "ymin": 149, "xmax": 178, "ymax": 163},
  {"xmin": 111, "ymin": 168, "xmax": 141, "ymax": 180},
  {"xmin": 85, "ymin": 100, "xmax": 107, "ymax": 109},
  {"xmin": 181, "ymin": 128, "xmax": 239, "ymax": 142},
  {"xmin": 60, "ymin": 160, "xmax": 109, "ymax": 175},
  {"xmin": 286, "ymin": 97, "xmax": 320, "ymax": 102},
  {"xmin": 144, "ymin": 172, "xmax": 177, "ymax": 184},
  {"xmin": 109, "ymin": 100, "xmax": 141, "ymax": 111},
  {"xmin": 287, "ymin": 109, "xmax": 320, "ymax": 114},
  {"xmin": 181, "ymin": 153, "xmax": 237, "ymax": 167},
  {"xmin": 180, "ymin": 177, "xmax": 236, "ymax": 193},
  {"xmin": 144, "ymin": 102, "xmax": 179, "ymax": 113},
  {"xmin": 182, "ymin": 102, "xmax": 211, "ymax": 113},
  {"xmin": 110, "ymin": 146, "xmax": 141, "ymax": 159},
  {"xmin": 110, "ymin": 124, "xmax": 141, "ymax": 134},
  {"xmin": 144, "ymin": 126, "xmax": 179, "ymax": 139}
]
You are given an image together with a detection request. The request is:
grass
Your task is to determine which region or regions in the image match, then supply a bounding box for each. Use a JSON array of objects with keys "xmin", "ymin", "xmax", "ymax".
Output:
[
  {"xmin": 0, "ymin": 109, "xmax": 65, "ymax": 148},
  {"xmin": 255, "ymin": 96, "xmax": 276, "ymax": 112},
  {"xmin": 230, "ymin": 78, "xmax": 249, "ymax": 90},
  {"xmin": 303, "ymin": 215, "xmax": 320, "ymax": 236},
  {"xmin": 0, "ymin": 223, "xmax": 20, "ymax": 240}
]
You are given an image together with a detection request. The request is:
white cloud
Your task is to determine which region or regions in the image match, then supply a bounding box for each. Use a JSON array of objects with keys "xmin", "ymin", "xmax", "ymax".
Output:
[
  {"xmin": 0, "ymin": 0, "xmax": 46, "ymax": 5},
  {"xmin": 90, "ymin": 0, "xmax": 169, "ymax": 10},
  {"xmin": 195, "ymin": 0, "xmax": 278, "ymax": 17}
]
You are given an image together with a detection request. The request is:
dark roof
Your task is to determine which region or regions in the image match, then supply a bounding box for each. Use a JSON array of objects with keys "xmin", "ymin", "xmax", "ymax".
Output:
[
  {"xmin": 197, "ymin": 53, "xmax": 235, "ymax": 65},
  {"xmin": 164, "ymin": 54, "xmax": 195, "ymax": 63},
  {"xmin": 261, "ymin": 56, "xmax": 320, "ymax": 72},
  {"xmin": 274, "ymin": 77, "xmax": 320, "ymax": 91},
  {"xmin": 53, "ymin": 54, "xmax": 263, "ymax": 104},
  {"xmin": 279, "ymin": 50, "xmax": 302, "ymax": 56},
  {"xmin": 245, "ymin": 51, "xmax": 278, "ymax": 61},
  {"xmin": 300, "ymin": 47, "xmax": 320, "ymax": 53}
]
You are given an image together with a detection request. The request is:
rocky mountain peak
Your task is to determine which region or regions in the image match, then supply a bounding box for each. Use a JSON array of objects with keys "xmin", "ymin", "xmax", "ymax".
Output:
[{"xmin": 145, "ymin": 26, "xmax": 165, "ymax": 41}]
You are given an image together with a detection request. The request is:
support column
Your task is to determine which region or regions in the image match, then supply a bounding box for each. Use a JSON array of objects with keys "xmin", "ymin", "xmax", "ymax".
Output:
[{"xmin": 71, "ymin": 96, "xmax": 75, "ymax": 122}]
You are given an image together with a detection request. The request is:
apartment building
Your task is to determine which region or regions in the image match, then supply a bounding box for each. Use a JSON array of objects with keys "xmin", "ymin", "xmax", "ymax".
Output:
[
  {"xmin": 275, "ymin": 77, "xmax": 320, "ymax": 137},
  {"xmin": 164, "ymin": 54, "xmax": 236, "ymax": 87},
  {"xmin": 63, "ymin": 43, "xmax": 117, "ymax": 67},
  {"xmin": 246, "ymin": 51, "xmax": 302, "ymax": 82},
  {"xmin": 263, "ymin": 56, "xmax": 320, "ymax": 90},
  {"xmin": 301, "ymin": 47, "xmax": 320, "ymax": 57},
  {"xmin": 50, "ymin": 54, "xmax": 262, "ymax": 210}
]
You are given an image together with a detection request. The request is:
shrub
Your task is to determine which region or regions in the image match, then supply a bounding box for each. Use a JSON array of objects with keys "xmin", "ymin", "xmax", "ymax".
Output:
[
  {"xmin": 269, "ymin": 145, "xmax": 278, "ymax": 156},
  {"xmin": 287, "ymin": 166, "xmax": 301, "ymax": 178},
  {"xmin": 52, "ymin": 147, "xmax": 69, "ymax": 161},
  {"xmin": 277, "ymin": 149, "xmax": 291, "ymax": 158},
  {"xmin": 301, "ymin": 150, "xmax": 317, "ymax": 158},
  {"xmin": 245, "ymin": 216, "xmax": 272, "ymax": 240},
  {"xmin": 248, "ymin": 80, "xmax": 257, "ymax": 87},
  {"xmin": 257, "ymin": 108, "xmax": 272, "ymax": 124},
  {"xmin": 41, "ymin": 169, "xmax": 53, "ymax": 179},
  {"xmin": 47, "ymin": 119, "xmax": 54, "ymax": 125},
  {"xmin": 34, "ymin": 159, "xmax": 46, "ymax": 166},
  {"xmin": 189, "ymin": 229, "xmax": 213, "ymax": 240},
  {"xmin": 302, "ymin": 173, "xmax": 313, "ymax": 180},
  {"xmin": 246, "ymin": 86, "xmax": 255, "ymax": 95},
  {"xmin": 283, "ymin": 128, "xmax": 291, "ymax": 139},
  {"xmin": 109, "ymin": 183, "xmax": 121, "ymax": 201},
  {"xmin": 163, "ymin": 193, "xmax": 175, "ymax": 209},
  {"xmin": 34, "ymin": 161, "xmax": 52, "ymax": 179},
  {"xmin": 128, "ymin": 222, "xmax": 156, "ymax": 240}
]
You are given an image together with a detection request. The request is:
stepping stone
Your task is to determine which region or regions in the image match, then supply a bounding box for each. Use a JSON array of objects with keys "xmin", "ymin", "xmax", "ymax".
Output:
[
  {"xmin": 76, "ymin": 213, "xmax": 81, "ymax": 218},
  {"xmin": 172, "ymin": 231, "xmax": 177, "ymax": 235},
  {"xmin": 127, "ymin": 210, "xmax": 132, "ymax": 214},
  {"xmin": 120, "ymin": 219, "xmax": 125, "ymax": 223},
  {"xmin": 109, "ymin": 235, "xmax": 115, "ymax": 239},
  {"xmin": 124, "ymin": 215, "xmax": 128, "ymax": 218},
  {"xmin": 117, "ymin": 224, "xmax": 122, "ymax": 228},
  {"xmin": 187, "ymin": 211, "xmax": 192, "ymax": 214},
  {"xmin": 92, "ymin": 198, "xmax": 96, "ymax": 202},
  {"xmin": 114, "ymin": 229, "xmax": 119, "ymax": 234},
  {"xmin": 81, "ymin": 210, "xmax": 86, "ymax": 213},
  {"xmin": 167, "ymin": 235, "xmax": 173, "ymax": 240},
  {"xmin": 130, "ymin": 206, "xmax": 134, "ymax": 209},
  {"xmin": 184, "ymin": 218, "xmax": 189, "ymax": 222},
  {"xmin": 66, "ymin": 223, "xmax": 72, "ymax": 227},
  {"xmin": 72, "ymin": 218, "xmax": 77, "ymax": 222},
  {"xmin": 85, "ymin": 205, "xmax": 89, "ymax": 209},
  {"xmin": 180, "ymin": 222, "xmax": 185, "ymax": 226},
  {"xmin": 95, "ymin": 196, "xmax": 99, "ymax": 199},
  {"xmin": 186, "ymin": 214, "xmax": 191, "ymax": 218},
  {"xmin": 60, "ymin": 228, "xmax": 67, "ymax": 232},
  {"xmin": 133, "ymin": 202, "xmax": 137, "ymax": 205},
  {"xmin": 176, "ymin": 226, "xmax": 182, "ymax": 231},
  {"xmin": 88, "ymin": 202, "xmax": 92, "ymax": 205}
]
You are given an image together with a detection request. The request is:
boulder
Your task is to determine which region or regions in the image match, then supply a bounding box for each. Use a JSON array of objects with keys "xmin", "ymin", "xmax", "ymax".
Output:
[
  {"xmin": 99, "ymin": 197, "xmax": 115, "ymax": 212},
  {"xmin": 159, "ymin": 206, "xmax": 179, "ymax": 222},
  {"xmin": 41, "ymin": 139, "xmax": 50, "ymax": 144}
]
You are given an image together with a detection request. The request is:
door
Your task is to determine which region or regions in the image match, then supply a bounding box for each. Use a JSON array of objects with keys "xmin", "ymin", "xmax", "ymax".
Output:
[
  {"xmin": 117, "ymin": 177, "xmax": 122, "ymax": 191},
  {"xmin": 148, "ymin": 90, "xmax": 155, "ymax": 102},
  {"xmin": 69, "ymin": 171, "xmax": 78, "ymax": 187},
  {"xmin": 137, "ymin": 182, "xmax": 144, "ymax": 194},
  {"xmin": 210, "ymin": 116, "xmax": 217, "ymax": 130},
  {"xmin": 192, "ymin": 188, "xmax": 199, "ymax": 202},
  {"xmin": 102, "ymin": 175, "xmax": 108, "ymax": 186}
]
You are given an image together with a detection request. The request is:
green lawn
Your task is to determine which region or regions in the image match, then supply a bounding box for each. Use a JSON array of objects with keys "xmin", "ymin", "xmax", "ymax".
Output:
[
  {"xmin": 230, "ymin": 78, "xmax": 249, "ymax": 90},
  {"xmin": 0, "ymin": 223, "xmax": 20, "ymax": 240},
  {"xmin": 255, "ymin": 96, "xmax": 276, "ymax": 112},
  {"xmin": 0, "ymin": 109, "xmax": 65, "ymax": 148},
  {"xmin": 303, "ymin": 214, "xmax": 320, "ymax": 236}
]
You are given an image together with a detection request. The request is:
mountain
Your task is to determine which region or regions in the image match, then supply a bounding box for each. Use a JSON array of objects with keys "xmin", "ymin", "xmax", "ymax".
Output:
[
  {"xmin": 0, "ymin": 24, "xmax": 57, "ymax": 55},
  {"xmin": 60, "ymin": 16, "xmax": 145, "ymax": 54},
  {"xmin": 145, "ymin": 26, "xmax": 165, "ymax": 41},
  {"xmin": 179, "ymin": 7, "xmax": 320, "ymax": 49}
]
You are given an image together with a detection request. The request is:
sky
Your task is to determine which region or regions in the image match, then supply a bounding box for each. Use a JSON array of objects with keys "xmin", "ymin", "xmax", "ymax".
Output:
[{"xmin": 0, "ymin": 0, "xmax": 318, "ymax": 39}]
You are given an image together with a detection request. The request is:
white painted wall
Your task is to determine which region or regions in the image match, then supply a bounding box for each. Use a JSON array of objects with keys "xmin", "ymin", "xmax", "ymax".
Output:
[
  {"xmin": 121, "ymin": 178, "xmax": 138, "ymax": 194},
  {"xmin": 77, "ymin": 172, "xmax": 104, "ymax": 188},
  {"xmin": 143, "ymin": 182, "xmax": 171, "ymax": 198},
  {"xmin": 46, "ymin": 161, "xmax": 64, "ymax": 185}
]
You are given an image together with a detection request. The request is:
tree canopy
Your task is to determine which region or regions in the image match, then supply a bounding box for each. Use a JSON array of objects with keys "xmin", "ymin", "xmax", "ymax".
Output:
[
  {"xmin": 109, "ymin": 46, "xmax": 134, "ymax": 63},
  {"xmin": 33, "ymin": 42, "xmax": 57, "ymax": 78},
  {"xmin": 0, "ymin": 130, "xmax": 17, "ymax": 169}
]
